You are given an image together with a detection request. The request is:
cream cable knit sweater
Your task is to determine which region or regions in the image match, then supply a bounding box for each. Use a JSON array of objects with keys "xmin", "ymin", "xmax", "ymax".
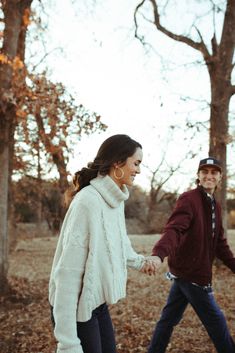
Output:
[{"xmin": 49, "ymin": 175, "xmax": 145, "ymax": 353}]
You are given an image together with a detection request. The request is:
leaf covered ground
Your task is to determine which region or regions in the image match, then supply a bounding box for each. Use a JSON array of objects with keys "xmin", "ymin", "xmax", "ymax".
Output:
[{"xmin": 0, "ymin": 232, "xmax": 235, "ymax": 353}]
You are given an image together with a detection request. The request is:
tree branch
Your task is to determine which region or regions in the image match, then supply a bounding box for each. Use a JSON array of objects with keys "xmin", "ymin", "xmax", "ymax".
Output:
[
  {"xmin": 134, "ymin": 0, "xmax": 147, "ymax": 45},
  {"xmin": 30, "ymin": 47, "xmax": 63, "ymax": 71},
  {"xmin": 149, "ymin": 0, "xmax": 211, "ymax": 60}
]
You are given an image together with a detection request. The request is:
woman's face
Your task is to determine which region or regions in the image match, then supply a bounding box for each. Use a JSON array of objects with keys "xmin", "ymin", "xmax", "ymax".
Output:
[{"xmin": 111, "ymin": 147, "xmax": 143, "ymax": 187}]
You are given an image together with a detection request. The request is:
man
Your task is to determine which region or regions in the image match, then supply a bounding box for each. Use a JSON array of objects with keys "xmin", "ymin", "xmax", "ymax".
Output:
[{"xmin": 148, "ymin": 157, "xmax": 235, "ymax": 353}]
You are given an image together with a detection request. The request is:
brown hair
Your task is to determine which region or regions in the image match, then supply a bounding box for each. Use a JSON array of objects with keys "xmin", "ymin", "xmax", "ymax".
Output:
[{"xmin": 65, "ymin": 134, "xmax": 142, "ymax": 206}]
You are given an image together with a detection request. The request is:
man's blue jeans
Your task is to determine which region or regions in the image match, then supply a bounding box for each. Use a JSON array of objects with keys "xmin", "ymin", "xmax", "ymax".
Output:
[
  {"xmin": 51, "ymin": 303, "xmax": 117, "ymax": 353},
  {"xmin": 148, "ymin": 279, "xmax": 235, "ymax": 353}
]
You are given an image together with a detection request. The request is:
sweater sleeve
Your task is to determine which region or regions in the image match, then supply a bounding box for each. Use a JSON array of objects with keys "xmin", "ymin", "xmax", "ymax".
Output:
[
  {"xmin": 52, "ymin": 199, "xmax": 89, "ymax": 353},
  {"xmin": 125, "ymin": 234, "xmax": 145, "ymax": 270},
  {"xmin": 120, "ymin": 203, "xmax": 145, "ymax": 270},
  {"xmin": 152, "ymin": 194, "xmax": 194, "ymax": 260}
]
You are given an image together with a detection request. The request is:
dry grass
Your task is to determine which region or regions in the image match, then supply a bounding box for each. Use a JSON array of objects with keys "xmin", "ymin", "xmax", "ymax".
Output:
[{"xmin": 0, "ymin": 231, "xmax": 235, "ymax": 352}]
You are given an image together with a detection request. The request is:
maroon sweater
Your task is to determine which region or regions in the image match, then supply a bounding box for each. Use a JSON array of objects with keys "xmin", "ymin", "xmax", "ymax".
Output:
[{"xmin": 152, "ymin": 186, "xmax": 235, "ymax": 285}]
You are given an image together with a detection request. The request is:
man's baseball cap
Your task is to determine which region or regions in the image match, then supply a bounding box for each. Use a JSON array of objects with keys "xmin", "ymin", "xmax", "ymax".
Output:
[{"xmin": 198, "ymin": 157, "xmax": 222, "ymax": 172}]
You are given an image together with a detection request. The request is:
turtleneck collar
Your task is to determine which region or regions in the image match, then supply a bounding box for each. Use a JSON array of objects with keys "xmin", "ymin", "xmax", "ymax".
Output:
[{"xmin": 90, "ymin": 175, "xmax": 129, "ymax": 208}]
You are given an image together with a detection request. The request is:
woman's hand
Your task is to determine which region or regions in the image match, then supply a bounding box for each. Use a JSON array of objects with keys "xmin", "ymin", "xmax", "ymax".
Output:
[{"xmin": 140, "ymin": 256, "xmax": 162, "ymax": 276}]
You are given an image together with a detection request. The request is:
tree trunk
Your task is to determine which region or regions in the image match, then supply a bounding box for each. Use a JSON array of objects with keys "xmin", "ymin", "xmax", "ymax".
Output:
[
  {"xmin": 207, "ymin": 0, "xmax": 235, "ymax": 234},
  {"xmin": 209, "ymin": 76, "xmax": 230, "ymax": 234},
  {"xmin": 35, "ymin": 110, "xmax": 69, "ymax": 231},
  {"xmin": 0, "ymin": 118, "xmax": 10, "ymax": 292},
  {"xmin": 0, "ymin": 0, "xmax": 32, "ymax": 293},
  {"xmin": 35, "ymin": 111, "xmax": 69, "ymax": 193}
]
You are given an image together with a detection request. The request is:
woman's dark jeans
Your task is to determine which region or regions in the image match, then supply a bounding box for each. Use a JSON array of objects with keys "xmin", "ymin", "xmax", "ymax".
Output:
[
  {"xmin": 148, "ymin": 279, "xmax": 235, "ymax": 353},
  {"xmin": 51, "ymin": 303, "xmax": 117, "ymax": 353}
]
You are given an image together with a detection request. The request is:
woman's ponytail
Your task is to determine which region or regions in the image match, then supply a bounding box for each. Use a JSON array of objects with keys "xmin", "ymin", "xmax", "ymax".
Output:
[{"xmin": 65, "ymin": 161, "xmax": 100, "ymax": 207}]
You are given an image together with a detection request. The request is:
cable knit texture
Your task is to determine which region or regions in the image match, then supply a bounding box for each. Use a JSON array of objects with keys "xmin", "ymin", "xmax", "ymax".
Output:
[{"xmin": 49, "ymin": 175, "xmax": 145, "ymax": 353}]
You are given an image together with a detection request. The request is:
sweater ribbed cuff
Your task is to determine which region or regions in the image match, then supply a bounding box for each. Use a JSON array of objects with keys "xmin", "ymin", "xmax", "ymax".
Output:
[{"xmin": 57, "ymin": 344, "xmax": 84, "ymax": 353}]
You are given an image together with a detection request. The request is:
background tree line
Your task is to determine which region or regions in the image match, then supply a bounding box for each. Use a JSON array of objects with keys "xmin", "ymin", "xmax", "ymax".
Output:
[{"xmin": 10, "ymin": 177, "xmax": 235, "ymax": 241}]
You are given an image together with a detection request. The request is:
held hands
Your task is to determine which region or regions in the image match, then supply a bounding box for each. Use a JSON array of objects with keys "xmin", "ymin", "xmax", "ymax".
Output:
[{"xmin": 140, "ymin": 256, "xmax": 162, "ymax": 276}]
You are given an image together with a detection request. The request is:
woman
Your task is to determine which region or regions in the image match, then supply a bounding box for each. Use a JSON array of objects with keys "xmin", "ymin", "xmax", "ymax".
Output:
[{"xmin": 49, "ymin": 134, "xmax": 156, "ymax": 353}]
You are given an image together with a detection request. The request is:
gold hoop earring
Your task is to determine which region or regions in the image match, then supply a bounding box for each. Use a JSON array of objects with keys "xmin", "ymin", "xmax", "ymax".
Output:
[{"xmin": 114, "ymin": 167, "xmax": 124, "ymax": 180}]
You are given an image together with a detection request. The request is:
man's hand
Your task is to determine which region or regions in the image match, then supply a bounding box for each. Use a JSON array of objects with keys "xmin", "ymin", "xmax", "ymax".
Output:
[{"xmin": 140, "ymin": 256, "xmax": 162, "ymax": 276}]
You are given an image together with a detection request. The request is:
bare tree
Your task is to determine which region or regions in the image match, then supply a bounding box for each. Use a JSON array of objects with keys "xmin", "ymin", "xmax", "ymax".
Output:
[
  {"xmin": 0, "ymin": 0, "xmax": 107, "ymax": 293},
  {"xmin": 145, "ymin": 151, "xmax": 193, "ymax": 232},
  {"xmin": 134, "ymin": 0, "xmax": 235, "ymax": 231}
]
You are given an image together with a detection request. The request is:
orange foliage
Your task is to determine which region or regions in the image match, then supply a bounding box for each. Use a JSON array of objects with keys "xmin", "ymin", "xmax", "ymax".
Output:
[
  {"xmin": 12, "ymin": 68, "xmax": 107, "ymax": 180},
  {"xmin": 0, "ymin": 54, "xmax": 24, "ymax": 69},
  {"xmin": 0, "ymin": 53, "xmax": 9, "ymax": 64},
  {"xmin": 12, "ymin": 56, "xmax": 24, "ymax": 70},
  {"xmin": 22, "ymin": 8, "xmax": 31, "ymax": 27},
  {"xmin": 0, "ymin": 0, "xmax": 107, "ymax": 183},
  {"xmin": 16, "ymin": 110, "xmax": 27, "ymax": 119}
]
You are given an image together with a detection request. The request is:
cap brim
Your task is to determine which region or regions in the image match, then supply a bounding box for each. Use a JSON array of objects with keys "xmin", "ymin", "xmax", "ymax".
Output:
[{"xmin": 198, "ymin": 164, "xmax": 222, "ymax": 172}]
